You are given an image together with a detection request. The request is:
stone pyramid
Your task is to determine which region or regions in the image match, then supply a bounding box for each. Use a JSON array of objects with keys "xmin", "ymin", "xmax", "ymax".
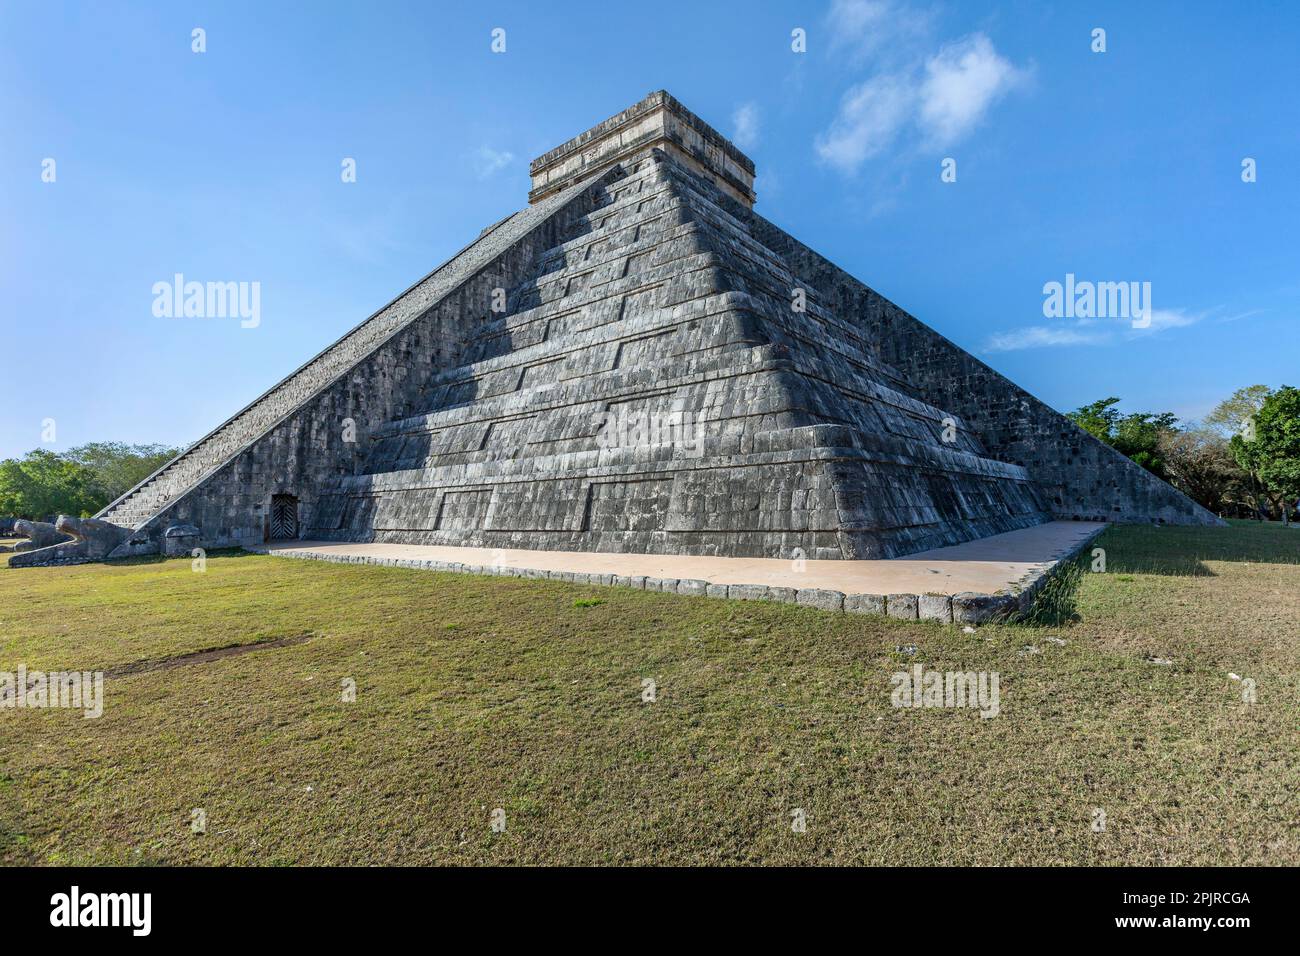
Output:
[{"xmin": 87, "ymin": 91, "xmax": 1217, "ymax": 567}]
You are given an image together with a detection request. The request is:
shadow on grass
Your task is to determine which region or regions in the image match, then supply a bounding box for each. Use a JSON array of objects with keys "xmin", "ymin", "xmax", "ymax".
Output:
[
  {"xmin": 105, "ymin": 547, "xmax": 260, "ymax": 568},
  {"xmin": 954, "ymin": 520, "xmax": 1298, "ymax": 627},
  {"xmin": 1095, "ymin": 521, "xmax": 1300, "ymax": 577}
]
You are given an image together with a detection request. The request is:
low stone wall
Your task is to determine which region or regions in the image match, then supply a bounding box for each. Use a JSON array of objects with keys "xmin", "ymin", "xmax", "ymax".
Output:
[{"xmin": 245, "ymin": 522, "xmax": 1106, "ymax": 626}]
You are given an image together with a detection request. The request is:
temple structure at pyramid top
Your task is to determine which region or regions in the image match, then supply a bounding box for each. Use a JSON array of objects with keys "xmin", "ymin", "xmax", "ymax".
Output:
[
  {"xmin": 529, "ymin": 91, "xmax": 757, "ymax": 208},
  {"xmin": 12, "ymin": 91, "xmax": 1219, "ymax": 569}
]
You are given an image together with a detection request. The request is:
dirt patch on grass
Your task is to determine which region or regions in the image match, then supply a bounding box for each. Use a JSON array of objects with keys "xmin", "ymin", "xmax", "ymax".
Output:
[
  {"xmin": 104, "ymin": 633, "xmax": 314, "ymax": 679},
  {"xmin": 0, "ymin": 634, "xmax": 314, "ymax": 705}
]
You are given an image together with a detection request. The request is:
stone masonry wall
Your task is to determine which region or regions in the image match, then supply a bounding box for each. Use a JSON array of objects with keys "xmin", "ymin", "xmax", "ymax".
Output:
[{"xmin": 748, "ymin": 219, "xmax": 1223, "ymax": 527}]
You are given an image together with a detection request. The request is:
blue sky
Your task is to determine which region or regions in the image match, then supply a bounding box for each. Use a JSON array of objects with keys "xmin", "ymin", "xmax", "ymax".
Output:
[{"xmin": 2, "ymin": 0, "xmax": 1296, "ymax": 458}]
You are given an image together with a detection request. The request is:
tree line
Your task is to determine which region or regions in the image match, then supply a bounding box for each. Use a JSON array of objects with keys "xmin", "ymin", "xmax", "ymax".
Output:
[
  {"xmin": 0, "ymin": 442, "xmax": 181, "ymax": 521},
  {"xmin": 1067, "ymin": 385, "xmax": 1300, "ymax": 524}
]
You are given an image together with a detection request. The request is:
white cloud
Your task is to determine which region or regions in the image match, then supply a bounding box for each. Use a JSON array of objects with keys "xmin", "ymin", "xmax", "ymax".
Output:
[
  {"xmin": 985, "ymin": 308, "xmax": 1203, "ymax": 352},
  {"xmin": 817, "ymin": 0, "xmax": 1028, "ymax": 176},
  {"xmin": 825, "ymin": 0, "xmax": 931, "ymax": 60},
  {"xmin": 918, "ymin": 34, "xmax": 1025, "ymax": 147},
  {"xmin": 732, "ymin": 102, "xmax": 760, "ymax": 150},
  {"xmin": 472, "ymin": 145, "xmax": 514, "ymax": 179},
  {"xmin": 815, "ymin": 22, "xmax": 1026, "ymax": 174},
  {"xmin": 1214, "ymin": 308, "xmax": 1265, "ymax": 324},
  {"xmin": 1128, "ymin": 308, "xmax": 1199, "ymax": 336},
  {"xmin": 814, "ymin": 73, "xmax": 915, "ymax": 172},
  {"xmin": 984, "ymin": 325, "xmax": 1109, "ymax": 353},
  {"xmin": 826, "ymin": 0, "xmax": 891, "ymax": 51}
]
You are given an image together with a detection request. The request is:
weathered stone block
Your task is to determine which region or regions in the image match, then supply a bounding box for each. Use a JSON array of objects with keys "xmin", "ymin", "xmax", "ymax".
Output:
[
  {"xmin": 796, "ymin": 588, "xmax": 845, "ymax": 611},
  {"xmin": 162, "ymin": 524, "xmax": 202, "ymax": 557},
  {"xmin": 887, "ymin": 594, "xmax": 919, "ymax": 620},
  {"xmin": 844, "ymin": 593, "xmax": 886, "ymax": 616},
  {"xmin": 951, "ymin": 592, "xmax": 1017, "ymax": 624},
  {"xmin": 918, "ymin": 594, "xmax": 953, "ymax": 623}
]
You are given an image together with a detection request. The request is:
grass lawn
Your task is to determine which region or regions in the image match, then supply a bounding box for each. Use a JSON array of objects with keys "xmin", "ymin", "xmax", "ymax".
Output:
[{"xmin": 1, "ymin": 521, "xmax": 1296, "ymax": 866}]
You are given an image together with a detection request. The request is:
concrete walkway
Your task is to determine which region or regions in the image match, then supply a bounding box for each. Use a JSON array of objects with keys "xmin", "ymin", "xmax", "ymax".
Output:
[{"xmin": 257, "ymin": 521, "xmax": 1105, "ymax": 601}]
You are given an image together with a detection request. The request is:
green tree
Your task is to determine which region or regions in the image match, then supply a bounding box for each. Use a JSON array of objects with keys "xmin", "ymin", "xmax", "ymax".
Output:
[
  {"xmin": 1067, "ymin": 398, "xmax": 1178, "ymax": 480},
  {"xmin": 64, "ymin": 441, "xmax": 179, "ymax": 505},
  {"xmin": 1067, "ymin": 397, "xmax": 1121, "ymax": 443},
  {"xmin": 0, "ymin": 450, "xmax": 101, "ymax": 519},
  {"xmin": 1232, "ymin": 386, "xmax": 1300, "ymax": 526},
  {"xmin": 1204, "ymin": 384, "xmax": 1272, "ymax": 439},
  {"xmin": 1206, "ymin": 385, "xmax": 1274, "ymax": 518},
  {"xmin": 1158, "ymin": 426, "xmax": 1242, "ymax": 515},
  {"xmin": 0, "ymin": 442, "xmax": 181, "ymax": 521},
  {"xmin": 1112, "ymin": 411, "xmax": 1178, "ymax": 479}
]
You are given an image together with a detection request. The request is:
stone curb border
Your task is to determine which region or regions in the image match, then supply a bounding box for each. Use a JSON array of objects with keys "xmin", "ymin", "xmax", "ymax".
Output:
[
  {"xmin": 1000, "ymin": 522, "xmax": 1108, "ymax": 618},
  {"xmin": 246, "ymin": 524, "xmax": 1106, "ymax": 626}
]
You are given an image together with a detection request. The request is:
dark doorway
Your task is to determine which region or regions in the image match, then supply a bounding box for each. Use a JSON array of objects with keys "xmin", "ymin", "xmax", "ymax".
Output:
[{"xmin": 270, "ymin": 494, "xmax": 299, "ymax": 540}]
